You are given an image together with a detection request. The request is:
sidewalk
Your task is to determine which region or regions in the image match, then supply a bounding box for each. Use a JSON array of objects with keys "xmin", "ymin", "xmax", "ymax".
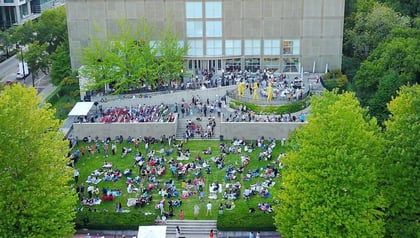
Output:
[{"xmin": 38, "ymin": 83, "xmax": 57, "ymax": 103}]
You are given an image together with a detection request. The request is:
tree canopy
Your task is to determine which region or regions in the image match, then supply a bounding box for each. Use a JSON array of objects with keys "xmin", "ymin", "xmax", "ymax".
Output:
[
  {"xmin": 344, "ymin": 1, "xmax": 410, "ymax": 60},
  {"xmin": 81, "ymin": 19, "xmax": 187, "ymax": 94},
  {"xmin": 381, "ymin": 84, "xmax": 420, "ymax": 237},
  {"xmin": 354, "ymin": 31, "xmax": 420, "ymax": 123},
  {"xmin": 275, "ymin": 90, "xmax": 385, "ymax": 238},
  {"xmin": 0, "ymin": 84, "xmax": 76, "ymax": 237}
]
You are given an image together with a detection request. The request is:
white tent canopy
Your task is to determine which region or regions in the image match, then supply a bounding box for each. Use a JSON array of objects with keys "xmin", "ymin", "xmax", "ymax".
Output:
[
  {"xmin": 68, "ymin": 102, "xmax": 95, "ymax": 116},
  {"xmin": 137, "ymin": 225, "xmax": 167, "ymax": 238}
]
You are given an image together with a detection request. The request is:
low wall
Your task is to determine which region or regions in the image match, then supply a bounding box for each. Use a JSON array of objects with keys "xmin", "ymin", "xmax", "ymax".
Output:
[
  {"xmin": 72, "ymin": 121, "xmax": 177, "ymax": 140},
  {"xmin": 96, "ymin": 85, "xmax": 237, "ymax": 108},
  {"xmin": 219, "ymin": 121, "xmax": 305, "ymax": 140}
]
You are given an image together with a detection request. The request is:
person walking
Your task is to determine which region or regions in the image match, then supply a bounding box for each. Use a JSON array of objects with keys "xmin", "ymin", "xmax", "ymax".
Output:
[
  {"xmin": 74, "ymin": 169, "xmax": 79, "ymax": 184},
  {"xmin": 206, "ymin": 201, "xmax": 212, "ymax": 216},
  {"xmin": 179, "ymin": 210, "xmax": 184, "ymax": 220},
  {"xmin": 209, "ymin": 229, "xmax": 214, "ymax": 238},
  {"xmin": 256, "ymin": 231, "xmax": 261, "ymax": 238},
  {"xmin": 194, "ymin": 204, "xmax": 200, "ymax": 219},
  {"xmin": 175, "ymin": 226, "xmax": 181, "ymax": 238},
  {"xmin": 218, "ymin": 203, "xmax": 224, "ymax": 215}
]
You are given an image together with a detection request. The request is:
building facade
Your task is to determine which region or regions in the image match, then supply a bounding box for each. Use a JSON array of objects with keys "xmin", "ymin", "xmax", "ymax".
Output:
[
  {"xmin": 0, "ymin": 0, "xmax": 65, "ymax": 29},
  {"xmin": 67, "ymin": 0, "xmax": 345, "ymax": 73}
]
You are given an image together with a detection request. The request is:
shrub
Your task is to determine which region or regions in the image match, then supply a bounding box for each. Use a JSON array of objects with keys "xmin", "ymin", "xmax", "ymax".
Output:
[
  {"xmin": 217, "ymin": 212, "xmax": 276, "ymax": 231},
  {"xmin": 229, "ymin": 98, "xmax": 309, "ymax": 115},
  {"xmin": 75, "ymin": 211, "xmax": 155, "ymax": 230}
]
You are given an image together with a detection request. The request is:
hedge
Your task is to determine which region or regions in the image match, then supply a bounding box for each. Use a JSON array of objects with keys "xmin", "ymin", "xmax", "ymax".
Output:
[
  {"xmin": 75, "ymin": 210, "xmax": 155, "ymax": 230},
  {"xmin": 217, "ymin": 212, "xmax": 276, "ymax": 231}
]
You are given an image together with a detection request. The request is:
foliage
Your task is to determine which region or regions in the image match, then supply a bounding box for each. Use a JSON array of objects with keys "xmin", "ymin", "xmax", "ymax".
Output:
[
  {"xmin": 274, "ymin": 91, "xmax": 385, "ymax": 237},
  {"xmin": 366, "ymin": 71, "xmax": 401, "ymax": 124},
  {"xmin": 50, "ymin": 40, "xmax": 72, "ymax": 86},
  {"xmin": 344, "ymin": 2, "xmax": 410, "ymax": 60},
  {"xmin": 13, "ymin": 21, "xmax": 37, "ymax": 45},
  {"xmin": 0, "ymin": 27, "xmax": 15, "ymax": 58},
  {"xmin": 378, "ymin": 0, "xmax": 420, "ymax": 18},
  {"xmin": 354, "ymin": 34, "xmax": 420, "ymax": 122},
  {"xmin": 156, "ymin": 18, "xmax": 188, "ymax": 84},
  {"xmin": 81, "ymin": 18, "xmax": 187, "ymax": 94},
  {"xmin": 47, "ymin": 75, "xmax": 80, "ymax": 120},
  {"xmin": 217, "ymin": 212, "xmax": 276, "ymax": 231},
  {"xmin": 75, "ymin": 211, "xmax": 155, "ymax": 230},
  {"xmin": 36, "ymin": 7, "xmax": 67, "ymax": 54},
  {"xmin": 321, "ymin": 70, "xmax": 349, "ymax": 92},
  {"xmin": 24, "ymin": 41, "xmax": 50, "ymax": 79},
  {"xmin": 229, "ymin": 98, "xmax": 309, "ymax": 115},
  {"xmin": 382, "ymin": 85, "xmax": 420, "ymax": 237},
  {"xmin": 0, "ymin": 84, "xmax": 77, "ymax": 237}
]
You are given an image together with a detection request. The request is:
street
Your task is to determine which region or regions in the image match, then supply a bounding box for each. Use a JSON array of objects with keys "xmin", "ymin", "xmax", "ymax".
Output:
[{"xmin": 0, "ymin": 55, "xmax": 51, "ymax": 93}]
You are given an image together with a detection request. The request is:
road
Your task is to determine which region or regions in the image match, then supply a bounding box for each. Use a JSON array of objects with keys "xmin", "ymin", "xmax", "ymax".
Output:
[
  {"xmin": 1, "ymin": 55, "xmax": 51, "ymax": 92},
  {"xmin": 0, "ymin": 55, "xmax": 20, "ymax": 83}
]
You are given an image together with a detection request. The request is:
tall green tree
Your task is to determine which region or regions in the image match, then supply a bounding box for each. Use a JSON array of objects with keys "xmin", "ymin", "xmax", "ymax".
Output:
[
  {"xmin": 275, "ymin": 91, "xmax": 385, "ymax": 238},
  {"xmin": 0, "ymin": 84, "xmax": 76, "ymax": 237},
  {"xmin": 0, "ymin": 27, "xmax": 15, "ymax": 58},
  {"xmin": 81, "ymin": 18, "xmax": 187, "ymax": 94},
  {"xmin": 156, "ymin": 22, "xmax": 188, "ymax": 86},
  {"xmin": 381, "ymin": 85, "xmax": 420, "ymax": 237},
  {"xmin": 354, "ymin": 33, "xmax": 420, "ymax": 122},
  {"xmin": 24, "ymin": 41, "xmax": 50, "ymax": 81},
  {"xmin": 345, "ymin": 2, "xmax": 409, "ymax": 60},
  {"xmin": 36, "ymin": 6, "xmax": 67, "ymax": 54},
  {"xmin": 50, "ymin": 40, "xmax": 72, "ymax": 86}
]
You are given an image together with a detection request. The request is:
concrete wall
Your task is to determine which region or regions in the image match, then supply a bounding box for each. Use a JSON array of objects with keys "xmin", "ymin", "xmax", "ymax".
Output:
[
  {"xmin": 219, "ymin": 121, "xmax": 305, "ymax": 140},
  {"xmin": 98, "ymin": 85, "xmax": 236, "ymax": 108},
  {"xmin": 67, "ymin": 0, "xmax": 345, "ymax": 72},
  {"xmin": 72, "ymin": 121, "xmax": 177, "ymax": 140}
]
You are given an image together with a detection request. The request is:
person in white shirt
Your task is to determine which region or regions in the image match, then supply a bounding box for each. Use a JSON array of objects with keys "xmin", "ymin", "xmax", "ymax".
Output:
[{"xmin": 206, "ymin": 201, "xmax": 212, "ymax": 216}]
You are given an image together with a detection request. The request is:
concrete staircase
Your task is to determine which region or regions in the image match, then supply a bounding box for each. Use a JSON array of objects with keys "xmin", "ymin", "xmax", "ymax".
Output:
[
  {"xmin": 165, "ymin": 219, "xmax": 217, "ymax": 238},
  {"xmin": 176, "ymin": 117, "xmax": 221, "ymax": 140}
]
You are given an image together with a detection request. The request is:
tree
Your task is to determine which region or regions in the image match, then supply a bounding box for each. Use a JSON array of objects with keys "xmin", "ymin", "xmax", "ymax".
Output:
[
  {"xmin": 50, "ymin": 40, "xmax": 72, "ymax": 86},
  {"xmin": 379, "ymin": 0, "xmax": 420, "ymax": 18},
  {"xmin": 345, "ymin": 2, "xmax": 410, "ymax": 60},
  {"xmin": 24, "ymin": 41, "xmax": 50, "ymax": 81},
  {"xmin": 156, "ymin": 22, "xmax": 188, "ymax": 87},
  {"xmin": 366, "ymin": 71, "xmax": 401, "ymax": 124},
  {"xmin": 354, "ymin": 33, "xmax": 420, "ymax": 121},
  {"xmin": 275, "ymin": 91, "xmax": 385, "ymax": 238},
  {"xmin": 36, "ymin": 6, "xmax": 68, "ymax": 54},
  {"xmin": 0, "ymin": 84, "xmax": 76, "ymax": 237},
  {"xmin": 81, "ymin": 18, "xmax": 187, "ymax": 94},
  {"xmin": 0, "ymin": 27, "xmax": 15, "ymax": 58},
  {"xmin": 381, "ymin": 85, "xmax": 420, "ymax": 237}
]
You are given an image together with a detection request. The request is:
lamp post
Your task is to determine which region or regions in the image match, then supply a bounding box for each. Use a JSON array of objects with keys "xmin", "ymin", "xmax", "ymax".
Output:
[{"xmin": 16, "ymin": 43, "xmax": 26, "ymax": 82}]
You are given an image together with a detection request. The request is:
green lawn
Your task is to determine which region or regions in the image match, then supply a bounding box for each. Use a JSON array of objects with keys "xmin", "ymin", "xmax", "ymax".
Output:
[{"xmin": 73, "ymin": 138, "xmax": 285, "ymax": 223}]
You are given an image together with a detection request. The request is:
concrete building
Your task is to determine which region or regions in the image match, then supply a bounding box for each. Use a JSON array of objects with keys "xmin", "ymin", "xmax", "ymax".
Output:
[
  {"xmin": 0, "ymin": 0, "xmax": 65, "ymax": 29},
  {"xmin": 66, "ymin": 0, "xmax": 345, "ymax": 73}
]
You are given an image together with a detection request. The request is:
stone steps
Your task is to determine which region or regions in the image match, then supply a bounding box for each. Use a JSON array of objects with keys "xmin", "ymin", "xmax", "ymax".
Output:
[
  {"xmin": 164, "ymin": 219, "xmax": 217, "ymax": 236},
  {"xmin": 176, "ymin": 118, "xmax": 221, "ymax": 140}
]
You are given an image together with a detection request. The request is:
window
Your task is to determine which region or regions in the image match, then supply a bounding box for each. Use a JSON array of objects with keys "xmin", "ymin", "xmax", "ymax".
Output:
[
  {"xmin": 4, "ymin": 0, "xmax": 14, "ymax": 3},
  {"xmin": 283, "ymin": 40, "xmax": 300, "ymax": 55},
  {"xmin": 186, "ymin": 2, "xmax": 202, "ymax": 18},
  {"xmin": 187, "ymin": 40, "xmax": 203, "ymax": 56},
  {"xmin": 206, "ymin": 21, "xmax": 222, "ymax": 37},
  {"xmin": 244, "ymin": 40, "xmax": 260, "ymax": 55},
  {"xmin": 205, "ymin": 2, "xmax": 222, "ymax": 18},
  {"xmin": 264, "ymin": 40, "xmax": 281, "ymax": 55},
  {"xmin": 186, "ymin": 21, "xmax": 203, "ymax": 37},
  {"xmin": 206, "ymin": 40, "xmax": 222, "ymax": 56},
  {"xmin": 225, "ymin": 40, "xmax": 241, "ymax": 56}
]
